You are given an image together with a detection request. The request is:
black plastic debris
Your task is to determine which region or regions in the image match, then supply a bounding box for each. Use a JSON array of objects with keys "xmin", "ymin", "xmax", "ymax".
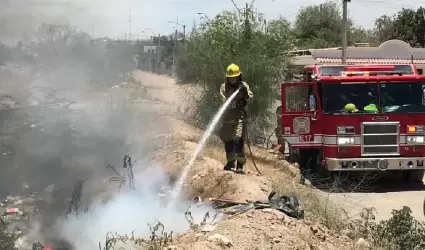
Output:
[
  {"xmin": 266, "ymin": 190, "xmax": 304, "ymax": 219},
  {"xmin": 211, "ymin": 190, "xmax": 305, "ymax": 220}
]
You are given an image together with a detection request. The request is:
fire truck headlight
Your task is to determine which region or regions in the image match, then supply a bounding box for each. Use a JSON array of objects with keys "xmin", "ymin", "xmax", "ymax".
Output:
[
  {"xmin": 337, "ymin": 137, "xmax": 355, "ymax": 145},
  {"xmin": 407, "ymin": 136, "xmax": 425, "ymax": 144}
]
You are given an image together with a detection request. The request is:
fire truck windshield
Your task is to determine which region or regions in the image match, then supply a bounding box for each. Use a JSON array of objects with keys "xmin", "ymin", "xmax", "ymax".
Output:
[
  {"xmin": 380, "ymin": 81, "xmax": 425, "ymax": 113},
  {"xmin": 323, "ymin": 83, "xmax": 378, "ymax": 114}
]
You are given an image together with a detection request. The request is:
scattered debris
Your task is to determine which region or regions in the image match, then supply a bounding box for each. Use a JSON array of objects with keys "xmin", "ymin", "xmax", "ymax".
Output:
[
  {"xmin": 210, "ymin": 190, "xmax": 304, "ymax": 219},
  {"xmin": 267, "ymin": 190, "xmax": 304, "ymax": 219}
]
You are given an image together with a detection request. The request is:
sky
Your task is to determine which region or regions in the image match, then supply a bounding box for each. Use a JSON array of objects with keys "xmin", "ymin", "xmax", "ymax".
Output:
[{"xmin": 1, "ymin": 0, "xmax": 425, "ymax": 41}]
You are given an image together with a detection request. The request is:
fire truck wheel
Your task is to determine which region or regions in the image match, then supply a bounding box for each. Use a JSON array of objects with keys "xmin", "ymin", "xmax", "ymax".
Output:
[{"xmin": 402, "ymin": 170, "xmax": 425, "ymax": 183}]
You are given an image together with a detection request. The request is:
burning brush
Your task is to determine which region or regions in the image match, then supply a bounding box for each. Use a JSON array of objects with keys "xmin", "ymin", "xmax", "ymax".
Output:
[
  {"xmin": 32, "ymin": 240, "xmax": 73, "ymax": 250},
  {"xmin": 32, "ymin": 242, "xmax": 51, "ymax": 250}
]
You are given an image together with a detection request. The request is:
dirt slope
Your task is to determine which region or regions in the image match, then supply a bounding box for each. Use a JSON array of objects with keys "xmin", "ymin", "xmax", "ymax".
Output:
[{"xmin": 133, "ymin": 71, "xmax": 370, "ymax": 250}]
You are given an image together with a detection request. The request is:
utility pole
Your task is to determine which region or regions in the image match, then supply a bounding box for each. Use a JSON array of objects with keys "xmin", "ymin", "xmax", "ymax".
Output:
[
  {"xmin": 341, "ymin": 0, "xmax": 350, "ymax": 64},
  {"xmin": 182, "ymin": 25, "xmax": 186, "ymax": 42},
  {"xmin": 149, "ymin": 36, "xmax": 153, "ymax": 72},
  {"xmin": 172, "ymin": 28, "xmax": 177, "ymax": 77},
  {"xmin": 171, "ymin": 16, "xmax": 179, "ymax": 77},
  {"xmin": 129, "ymin": 4, "xmax": 132, "ymax": 42},
  {"xmin": 157, "ymin": 33, "xmax": 161, "ymax": 72}
]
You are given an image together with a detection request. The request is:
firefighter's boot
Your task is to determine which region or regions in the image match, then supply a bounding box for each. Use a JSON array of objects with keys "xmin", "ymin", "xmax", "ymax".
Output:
[
  {"xmin": 223, "ymin": 160, "xmax": 236, "ymax": 171},
  {"xmin": 235, "ymin": 162, "xmax": 245, "ymax": 174}
]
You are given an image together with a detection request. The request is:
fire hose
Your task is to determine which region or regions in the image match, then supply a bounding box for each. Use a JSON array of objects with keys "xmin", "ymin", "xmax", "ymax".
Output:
[
  {"xmin": 236, "ymin": 86, "xmax": 263, "ymax": 175},
  {"xmin": 244, "ymin": 124, "xmax": 263, "ymax": 176},
  {"xmin": 266, "ymin": 128, "xmax": 277, "ymax": 149}
]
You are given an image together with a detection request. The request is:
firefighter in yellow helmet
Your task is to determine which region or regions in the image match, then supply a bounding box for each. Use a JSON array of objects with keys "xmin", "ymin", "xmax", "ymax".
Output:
[{"xmin": 219, "ymin": 63, "xmax": 254, "ymax": 174}]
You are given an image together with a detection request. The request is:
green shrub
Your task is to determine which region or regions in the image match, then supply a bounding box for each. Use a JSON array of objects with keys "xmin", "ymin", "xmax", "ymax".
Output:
[{"xmin": 372, "ymin": 206, "xmax": 425, "ymax": 250}]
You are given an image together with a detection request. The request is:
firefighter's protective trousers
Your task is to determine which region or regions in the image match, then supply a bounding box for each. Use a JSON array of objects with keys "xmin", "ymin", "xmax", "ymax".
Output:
[
  {"xmin": 221, "ymin": 119, "xmax": 246, "ymax": 164},
  {"xmin": 219, "ymin": 81, "xmax": 254, "ymax": 166}
]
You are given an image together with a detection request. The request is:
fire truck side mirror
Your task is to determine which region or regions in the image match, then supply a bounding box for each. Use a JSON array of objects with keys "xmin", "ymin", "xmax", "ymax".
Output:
[
  {"xmin": 309, "ymin": 94, "xmax": 316, "ymax": 111},
  {"xmin": 309, "ymin": 94, "xmax": 318, "ymax": 120}
]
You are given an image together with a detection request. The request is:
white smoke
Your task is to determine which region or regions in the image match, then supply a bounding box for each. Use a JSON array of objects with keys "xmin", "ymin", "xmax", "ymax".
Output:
[
  {"xmin": 58, "ymin": 166, "xmax": 213, "ymax": 249},
  {"xmin": 18, "ymin": 162, "xmax": 215, "ymax": 249}
]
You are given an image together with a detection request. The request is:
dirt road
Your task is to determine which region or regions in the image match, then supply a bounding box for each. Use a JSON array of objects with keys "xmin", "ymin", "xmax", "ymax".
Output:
[
  {"xmin": 136, "ymin": 71, "xmax": 425, "ymax": 223},
  {"xmin": 335, "ymin": 180, "xmax": 425, "ymax": 221}
]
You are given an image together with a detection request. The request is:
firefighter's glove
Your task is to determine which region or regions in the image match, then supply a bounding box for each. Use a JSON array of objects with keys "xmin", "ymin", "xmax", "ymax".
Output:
[
  {"xmin": 236, "ymin": 99, "xmax": 247, "ymax": 108},
  {"xmin": 239, "ymin": 84, "xmax": 248, "ymax": 97}
]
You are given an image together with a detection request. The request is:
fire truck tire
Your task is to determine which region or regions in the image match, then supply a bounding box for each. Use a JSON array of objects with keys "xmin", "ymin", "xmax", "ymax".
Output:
[{"xmin": 402, "ymin": 170, "xmax": 425, "ymax": 183}]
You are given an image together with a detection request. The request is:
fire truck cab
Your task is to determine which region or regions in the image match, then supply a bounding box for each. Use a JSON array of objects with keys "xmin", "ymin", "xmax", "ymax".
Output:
[{"xmin": 280, "ymin": 64, "xmax": 425, "ymax": 182}]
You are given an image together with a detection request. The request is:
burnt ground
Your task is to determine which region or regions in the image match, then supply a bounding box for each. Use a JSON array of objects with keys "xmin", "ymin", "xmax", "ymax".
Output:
[{"xmin": 0, "ymin": 65, "xmax": 168, "ymax": 247}]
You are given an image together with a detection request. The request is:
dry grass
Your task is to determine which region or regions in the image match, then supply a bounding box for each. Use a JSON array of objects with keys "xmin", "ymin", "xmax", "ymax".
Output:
[{"xmin": 186, "ymin": 167, "xmax": 236, "ymax": 200}]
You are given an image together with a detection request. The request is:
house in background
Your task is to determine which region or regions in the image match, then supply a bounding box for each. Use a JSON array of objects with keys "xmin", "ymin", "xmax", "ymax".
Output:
[{"xmin": 291, "ymin": 39, "xmax": 425, "ymax": 74}]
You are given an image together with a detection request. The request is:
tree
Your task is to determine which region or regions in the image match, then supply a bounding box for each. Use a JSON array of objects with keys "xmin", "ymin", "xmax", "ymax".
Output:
[
  {"xmin": 374, "ymin": 7, "xmax": 425, "ymax": 47},
  {"xmin": 294, "ymin": 1, "xmax": 375, "ymax": 48},
  {"xmin": 177, "ymin": 9, "xmax": 295, "ymax": 128},
  {"xmin": 374, "ymin": 14, "xmax": 395, "ymax": 42},
  {"xmin": 294, "ymin": 1, "xmax": 349, "ymax": 48},
  {"xmin": 349, "ymin": 27, "xmax": 378, "ymax": 46}
]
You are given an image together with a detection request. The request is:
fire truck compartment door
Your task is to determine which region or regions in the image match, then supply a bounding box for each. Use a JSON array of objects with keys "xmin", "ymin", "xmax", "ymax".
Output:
[{"xmin": 281, "ymin": 82, "xmax": 321, "ymax": 146}]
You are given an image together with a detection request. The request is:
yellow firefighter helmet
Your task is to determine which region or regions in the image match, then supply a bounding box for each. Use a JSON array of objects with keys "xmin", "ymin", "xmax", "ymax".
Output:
[
  {"xmin": 344, "ymin": 103, "xmax": 359, "ymax": 112},
  {"xmin": 225, "ymin": 63, "xmax": 241, "ymax": 78}
]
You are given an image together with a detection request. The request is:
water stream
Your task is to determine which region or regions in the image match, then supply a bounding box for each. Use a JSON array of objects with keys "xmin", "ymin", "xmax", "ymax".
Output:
[{"xmin": 169, "ymin": 89, "xmax": 241, "ymax": 204}]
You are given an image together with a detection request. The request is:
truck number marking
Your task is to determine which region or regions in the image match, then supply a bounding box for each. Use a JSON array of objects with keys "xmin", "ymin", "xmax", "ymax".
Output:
[{"xmin": 299, "ymin": 134, "xmax": 314, "ymax": 142}]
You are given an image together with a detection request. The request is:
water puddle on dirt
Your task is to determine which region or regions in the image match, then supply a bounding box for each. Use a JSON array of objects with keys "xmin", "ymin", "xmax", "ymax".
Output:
[{"xmin": 169, "ymin": 89, "xmax": 241, "ymax": 205}]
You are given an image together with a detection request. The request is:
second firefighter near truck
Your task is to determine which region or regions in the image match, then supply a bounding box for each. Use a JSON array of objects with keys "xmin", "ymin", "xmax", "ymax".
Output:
[{"xmin": 219, "ymin": 63, "xmax": 253, "ymax": 174}]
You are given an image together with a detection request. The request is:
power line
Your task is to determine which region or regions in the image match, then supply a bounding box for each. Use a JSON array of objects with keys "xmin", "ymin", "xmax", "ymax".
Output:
[{"xmin": 230, "ymin": 0, "xmax": 242, "ymax": 13}]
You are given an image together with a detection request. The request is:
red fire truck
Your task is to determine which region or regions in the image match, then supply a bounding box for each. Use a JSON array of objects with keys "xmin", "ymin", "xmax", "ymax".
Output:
[{"xmin": 280, "ymin": 64, "xmax": 425, "ymax": 182}]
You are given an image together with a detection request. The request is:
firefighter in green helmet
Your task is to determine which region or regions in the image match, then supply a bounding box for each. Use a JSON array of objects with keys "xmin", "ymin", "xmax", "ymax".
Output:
[
  {"xmin": 219, "ymin": 63, "xmax": 254, "ymax": 174},
  {"xmin": 363, "ymin": 91, "xmax": 378, "ymax": 113},
  {"xmin": 363, "ymin": 103, "xmax": 378, "ymax": 113}
]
